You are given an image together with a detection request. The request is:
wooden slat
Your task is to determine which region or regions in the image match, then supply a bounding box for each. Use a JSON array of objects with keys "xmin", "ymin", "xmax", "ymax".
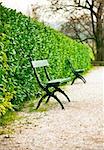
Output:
[{"xmin": 31, "ymin": 60, "xmax": 49, "ymax": 68}]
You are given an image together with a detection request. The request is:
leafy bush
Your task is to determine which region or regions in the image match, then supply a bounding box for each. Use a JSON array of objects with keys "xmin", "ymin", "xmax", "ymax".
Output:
[
  {"xmin": 0, "ymin": 35, "xmax": 15, "ymax": 116},
  {"xmin": 0, "ymin": 4, "xmax": 93, "ymax": 109}
]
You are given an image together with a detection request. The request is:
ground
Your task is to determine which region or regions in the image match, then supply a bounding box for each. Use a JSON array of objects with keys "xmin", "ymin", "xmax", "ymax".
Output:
[{"xmin": 0, "ymin": 67, "xmax": 104, "ymax": 150}]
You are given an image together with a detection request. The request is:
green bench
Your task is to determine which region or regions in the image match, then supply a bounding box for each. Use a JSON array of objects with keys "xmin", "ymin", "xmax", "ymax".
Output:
[
  {"xmin": 30, "ymin": 58, "xmax": 71, "ymax": 109},
  {"xmin": 68, "ymin": 60, "xmax": 86, "ymax": 85}
]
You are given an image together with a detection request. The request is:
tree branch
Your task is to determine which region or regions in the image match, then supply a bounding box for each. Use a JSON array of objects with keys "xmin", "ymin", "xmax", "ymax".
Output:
[{"xmin": 81, "ymin": 37, "xmax": 95, "ymax": 41}]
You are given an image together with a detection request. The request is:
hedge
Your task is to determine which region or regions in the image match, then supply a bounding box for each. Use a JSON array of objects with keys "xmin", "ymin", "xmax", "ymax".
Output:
[{"xmin": 0, "ymin": 4, "xmax": 93, "ymax": 114}]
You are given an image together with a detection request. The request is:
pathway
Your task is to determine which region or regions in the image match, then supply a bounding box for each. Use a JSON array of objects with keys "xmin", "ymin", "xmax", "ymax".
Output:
[{"xmin": 0, "ymin": 67, "xmax": 104, "ymax": 150}]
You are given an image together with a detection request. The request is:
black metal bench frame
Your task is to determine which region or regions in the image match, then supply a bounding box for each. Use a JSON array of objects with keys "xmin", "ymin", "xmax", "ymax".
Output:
[
  {"xmin": 30, "ymin": 58, "xmax": 71, "ymax": 109},
  {"xmin": 68, "ymin": 60, "xmax": 86, "ymax": 85}
]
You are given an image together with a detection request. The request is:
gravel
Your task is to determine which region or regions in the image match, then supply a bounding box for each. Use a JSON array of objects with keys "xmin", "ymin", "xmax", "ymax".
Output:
[{"xmin": 0, "ymin": 67, "xmax": 104, "ymax": 150}]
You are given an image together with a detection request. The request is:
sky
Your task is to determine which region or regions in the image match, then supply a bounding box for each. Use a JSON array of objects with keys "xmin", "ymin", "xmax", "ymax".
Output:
[
  {"xmin": 0, "ymin": 0, "xmax": 50, "ymax": 15},
  {"xmin": 0, "ymin": 0, "xmax": 78, "ymax": 28}
]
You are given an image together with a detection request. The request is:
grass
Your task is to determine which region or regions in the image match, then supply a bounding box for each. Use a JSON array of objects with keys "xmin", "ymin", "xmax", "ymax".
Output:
[
  {"xmin": 0, "ymin": 97, "xmax": 57, "ymax": 135},
  {"xmin": 0, "ymin": 97, "xmax": 56, "ymax": 126},
  {"xmin": 0, "ymin": 127, "xmax": 14, "ymax": 135},
  {"xmin": 0, "ymin": 111, "xmax": 21, "ymax": 135},
  {"xmin": 23, "ymin": 98, "xmax": 57, "ymax": 113},
  {"xmin": 0, "ymin": 111, "xmax": 19, "ymax": 126}
]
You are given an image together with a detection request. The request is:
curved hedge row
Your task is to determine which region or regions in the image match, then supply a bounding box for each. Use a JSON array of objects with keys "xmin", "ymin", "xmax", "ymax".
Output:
[{"xmin": 0, "ymin": 4, "xmax": 93, "ymax": 112}]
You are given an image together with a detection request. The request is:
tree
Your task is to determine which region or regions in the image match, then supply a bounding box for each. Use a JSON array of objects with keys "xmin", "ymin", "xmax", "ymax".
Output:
[
  {"xmin": 73, "ymin": 0, "xmax": 104, "ymax": 61},
  {"xmin": 43, "ymin": 0, "xmax": 104, "ymax": 61},
  {"xmin": 61, "ymin": 14, "xmax": 94, "ymax": 51}
]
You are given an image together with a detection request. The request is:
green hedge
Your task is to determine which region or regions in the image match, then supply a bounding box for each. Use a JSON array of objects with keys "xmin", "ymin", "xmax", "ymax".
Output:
[
  {"xmin": 0, "ymin": 34, "xmax": 14, "ymax": 116},
  {"xmin": 0, "ymin": 4, "xmax": 93, "ymax": 112}
]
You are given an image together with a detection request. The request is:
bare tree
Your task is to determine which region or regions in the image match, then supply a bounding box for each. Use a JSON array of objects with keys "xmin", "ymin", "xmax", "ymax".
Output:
[
  {"xmin": 45, "ymin": 0, "xmax": 104, "ymax": 61},
  {"xmin": 72, "ymin": 0, "xmax": 104, "ymax": 61},
  {"xmin": 61, "ymin": 14, "xmax": 96, "ymax": 55},
  {"xmin": 29, "ymin": 4, "xmax": 40, "ymax": 19}
]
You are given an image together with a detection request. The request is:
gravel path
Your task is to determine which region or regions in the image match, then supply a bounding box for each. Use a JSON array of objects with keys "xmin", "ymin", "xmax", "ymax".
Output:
[{"xmin": 0, "ymin": 67, "xmax": 104, "ymax": 150}]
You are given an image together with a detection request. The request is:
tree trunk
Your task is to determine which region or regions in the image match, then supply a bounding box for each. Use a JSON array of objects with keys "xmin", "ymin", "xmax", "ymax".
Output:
[
  {"xmin": 95, "ymin": 2, "xmax": 104, "ymax": 61},
  {"xmin": 95, "ymin": 45, "xmax": 104, "ymax": 61},
  {"xmin": 95, "ymin": 25, "xmax": 104, "ymax": 61}
]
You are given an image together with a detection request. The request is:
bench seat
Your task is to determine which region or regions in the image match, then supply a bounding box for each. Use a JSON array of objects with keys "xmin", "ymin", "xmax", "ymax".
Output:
[{"xmin": 47, "ymin": 77, "xmax": 71, "ymax": 85}]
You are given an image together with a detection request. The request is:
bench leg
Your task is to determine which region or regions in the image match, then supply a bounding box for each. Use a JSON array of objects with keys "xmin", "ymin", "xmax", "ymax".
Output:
[
  {"xmin": 51, "ymin": 94, "xmax": 64, "ymax": 109},
  {"xmin": 78, "ymin": 75, "xmax": 86, "ymax": 83},
  {"xmin": 45, "ymin": 89, "xmax": 57, "ymax": 104},
  {"xmin": 45, "ymin": 95, "xmax": 51, "ymax": 104},
  {"xmin": 56, "ymin": 88, "xmax": 70, "ymax": 102},
  {"xmin": 36, "ymin": 93, "xmax": 48, "ymax": 109},
  {"xmin": 71, "ymin": 75, "xmax": 86, "ymax": 85},
  {"xmin": 71, "ymin": 77, "xmax": 77, "ymax": 85}
]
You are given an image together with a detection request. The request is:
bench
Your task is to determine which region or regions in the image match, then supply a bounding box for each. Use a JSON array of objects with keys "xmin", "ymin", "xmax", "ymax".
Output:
[
  {"xmin": 68, "ymin": 60, "xmax": 86, "ymax": 85},
  {"xmin": 30, "ymin": 58, "xmax": 71, "ymax": 109}
]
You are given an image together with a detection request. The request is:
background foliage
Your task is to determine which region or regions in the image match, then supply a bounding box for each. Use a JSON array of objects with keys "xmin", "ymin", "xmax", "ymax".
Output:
[{"xmin": 0, "ymin": 4, "xmax": 93, "ymax": 115}]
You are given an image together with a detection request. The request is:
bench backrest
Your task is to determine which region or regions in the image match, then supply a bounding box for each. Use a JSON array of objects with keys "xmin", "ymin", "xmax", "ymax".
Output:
[
  {"xmin": 68, "ymin": 60, "xmax": 76, "ymax": 74},
  {"xmin": 31, "ymin": 60, "xmax": 49, "ymax": 68},
  {"xmin": 30, "ymin": 59, "xmax": 50, "ymax": 89}
]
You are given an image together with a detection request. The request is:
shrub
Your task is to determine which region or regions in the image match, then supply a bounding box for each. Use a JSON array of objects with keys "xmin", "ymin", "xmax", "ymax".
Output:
[
  {"xmin": 0, "ymin": 35, "xmax": 15, "ymax": 116},
  {"xmin": 0, "ymin": 4, "xmax": 93, "ymax": 109}
]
